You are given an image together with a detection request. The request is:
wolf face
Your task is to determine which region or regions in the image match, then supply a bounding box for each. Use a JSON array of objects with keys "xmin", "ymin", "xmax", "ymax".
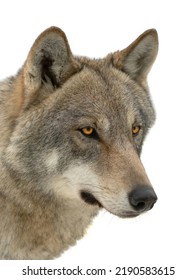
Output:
[{"xmin": 0, "ymin": 27, "xmax": 158, "ymax": 258}]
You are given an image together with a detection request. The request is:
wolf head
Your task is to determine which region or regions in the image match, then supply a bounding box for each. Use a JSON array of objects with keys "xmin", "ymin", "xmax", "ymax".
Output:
[{"xmin": 4, "ymin": 27, "xmax": 158, "ymax": 218}]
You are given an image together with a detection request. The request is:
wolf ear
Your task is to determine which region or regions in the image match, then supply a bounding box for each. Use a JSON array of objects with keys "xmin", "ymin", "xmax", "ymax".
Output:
[
  {"xmin": 23, "ymin": 26, "xmax": 80, "ymax": 104},
  {"xmin": 113, "ymin": 29, "xmax": 158, "ymax": 86}
]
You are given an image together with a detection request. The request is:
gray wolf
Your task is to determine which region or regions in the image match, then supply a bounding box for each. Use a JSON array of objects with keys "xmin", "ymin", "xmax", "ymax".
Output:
[{"xmin": 0, "ymin": 27, "xmax": 158, "ymax": 259}]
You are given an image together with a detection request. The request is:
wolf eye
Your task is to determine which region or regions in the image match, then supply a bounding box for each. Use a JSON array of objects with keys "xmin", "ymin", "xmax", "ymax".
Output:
[
  {"xmin": 80, "ymin": 127, "xmax": 99, "ymax": 140},
  {"xmin": 81, "ymin": 127, "xmax": 94, "ymax": 136},
  {"xmin": 132, "ymin": 125, "xmax": 141, "ymax": 136}
]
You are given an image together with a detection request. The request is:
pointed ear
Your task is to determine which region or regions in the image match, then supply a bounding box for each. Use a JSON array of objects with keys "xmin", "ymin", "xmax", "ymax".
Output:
[
  {"xmin": 23, "ymin": 26, "xmax": 80, "ymax": 104},
  {"xmin": 113, "ymin": 29, "xmax": 158, "ymax": 86}
]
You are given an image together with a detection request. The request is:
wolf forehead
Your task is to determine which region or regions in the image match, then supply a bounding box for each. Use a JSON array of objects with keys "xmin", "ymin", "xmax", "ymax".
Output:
[{"xmin": 52, "ymin": 62, "xmax": 155, "ymax": 128}]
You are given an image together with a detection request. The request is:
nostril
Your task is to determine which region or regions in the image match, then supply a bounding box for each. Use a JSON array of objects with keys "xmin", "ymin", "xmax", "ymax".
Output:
[
  {"xmin": 133, "ymin": 201, "xmax": 146, "ymax": 211},
  {"xmin": 128, "ymin": 186, "xmax": 157, "ymax": 212}
]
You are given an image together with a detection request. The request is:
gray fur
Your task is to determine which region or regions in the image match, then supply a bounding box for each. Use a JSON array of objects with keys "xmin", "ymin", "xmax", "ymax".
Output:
[{"xmin": 0, "ymin": 27, "xmax": 158, "ymax": 259}]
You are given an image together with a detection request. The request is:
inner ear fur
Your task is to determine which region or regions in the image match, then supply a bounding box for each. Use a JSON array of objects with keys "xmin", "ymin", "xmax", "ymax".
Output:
[
  {"xmin": 113, "ymin": 29, "xmax": 158, "ymax": 86},
  {"xmin": 23, "ymin": 26, "xmax": 80, "ymax": 104}
]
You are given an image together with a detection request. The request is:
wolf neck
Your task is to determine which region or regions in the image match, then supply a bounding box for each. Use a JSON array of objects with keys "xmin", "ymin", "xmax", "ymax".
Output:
[{"xmin": 0, "ymin": 163, "xmax": 99, "ymax": 259}]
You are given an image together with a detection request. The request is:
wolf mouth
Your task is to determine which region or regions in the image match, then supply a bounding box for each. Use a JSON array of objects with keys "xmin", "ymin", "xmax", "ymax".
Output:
[
  {"xmin": 80, "ymin": 191, "xmax": 140, "ymax": 218},
  {"xmin": 80, "ymin": 191, "xmax": 102, "ymax": 208}
]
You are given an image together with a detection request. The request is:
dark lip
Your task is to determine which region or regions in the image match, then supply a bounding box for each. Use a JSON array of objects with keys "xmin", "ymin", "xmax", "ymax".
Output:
[{"xmin": 80, "ymin": 191, "xmax": 103, "ymax": 208}]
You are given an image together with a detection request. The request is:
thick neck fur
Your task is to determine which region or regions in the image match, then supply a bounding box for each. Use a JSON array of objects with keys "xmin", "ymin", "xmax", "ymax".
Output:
[{"xmin": 0, "ymin": 159, "xmax": 99, "ymax": 259}]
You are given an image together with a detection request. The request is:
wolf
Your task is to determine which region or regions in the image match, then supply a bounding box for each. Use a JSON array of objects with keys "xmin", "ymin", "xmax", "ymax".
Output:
[{"xmin": 0, "ymin": 26, "xmax": 158, "ymax": 259}]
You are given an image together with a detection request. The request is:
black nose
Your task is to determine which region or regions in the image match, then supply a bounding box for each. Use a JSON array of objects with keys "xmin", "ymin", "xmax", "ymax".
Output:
[{"xmin": 128, "ymin": 186, "xmax": 157, "ymax": 212}]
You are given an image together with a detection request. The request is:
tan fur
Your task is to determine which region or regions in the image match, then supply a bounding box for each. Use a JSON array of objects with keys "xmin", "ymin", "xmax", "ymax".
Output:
[{"xmin": 0, "ymin": 27, "xmax": 158, "ymax": 259}]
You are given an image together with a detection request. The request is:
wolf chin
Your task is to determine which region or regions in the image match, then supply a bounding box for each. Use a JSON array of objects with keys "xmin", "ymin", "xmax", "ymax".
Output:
[{"xmin": 0, "ymin": 27, "xmax": 158, "ymax": 259}]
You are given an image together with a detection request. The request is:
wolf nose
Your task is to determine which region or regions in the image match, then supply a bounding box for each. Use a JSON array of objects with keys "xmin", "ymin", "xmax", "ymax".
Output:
[{"xmin": 128, "ymin": 186, "xmax": 157, "ymax": 212}]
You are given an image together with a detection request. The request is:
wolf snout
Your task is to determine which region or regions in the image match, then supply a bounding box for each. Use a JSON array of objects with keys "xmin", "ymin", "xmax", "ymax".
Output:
[{"xmin": 128, "ymin": 186, "xmax": 157, "ymax": 212}]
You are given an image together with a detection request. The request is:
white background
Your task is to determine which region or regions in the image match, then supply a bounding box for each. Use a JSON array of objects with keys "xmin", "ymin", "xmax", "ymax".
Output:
[{"xmin": 0, "ymin": 0, "xmax": 195, "ymax": 279}]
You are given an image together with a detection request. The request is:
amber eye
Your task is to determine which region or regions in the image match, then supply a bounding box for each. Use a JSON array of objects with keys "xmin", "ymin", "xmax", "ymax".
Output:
[
  {"xmin": 132, "ymin": 125, "xmax": 141, "ymax": 136},
  {"xmin": 81, "ymin": 127, "xmax": 94, "ymax": 136}
]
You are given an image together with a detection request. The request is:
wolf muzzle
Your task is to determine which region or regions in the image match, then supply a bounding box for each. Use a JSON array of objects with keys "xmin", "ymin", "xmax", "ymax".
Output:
[{"xmin": 128, "ymin": 185, "xmax": 157, "ymax": 212}]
